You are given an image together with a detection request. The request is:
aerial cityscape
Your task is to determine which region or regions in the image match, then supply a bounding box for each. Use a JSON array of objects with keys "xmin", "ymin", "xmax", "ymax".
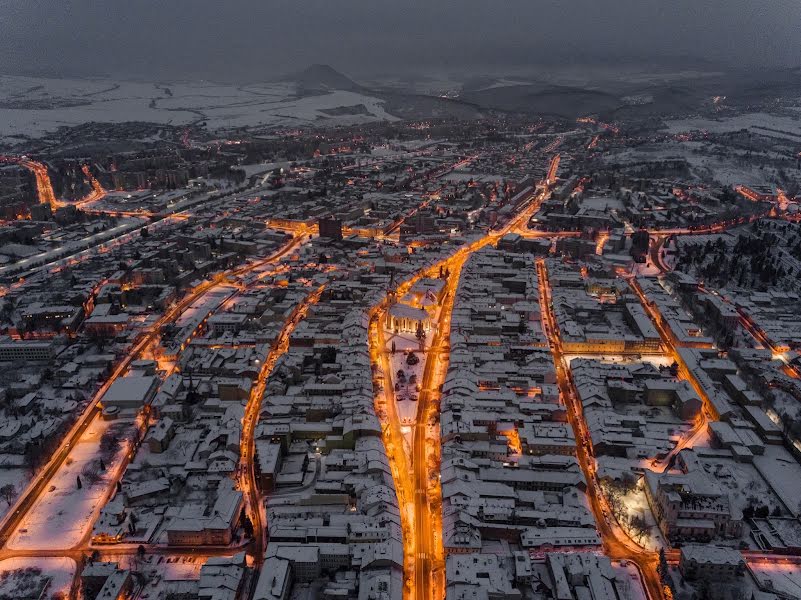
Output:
[{"xmin": 1, "ymin": 2, "xmax": 801, "ymax": 600}]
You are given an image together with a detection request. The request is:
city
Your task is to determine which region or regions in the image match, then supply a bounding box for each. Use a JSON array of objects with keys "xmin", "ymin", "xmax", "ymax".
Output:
[{"xmin": 1, "ymin": 4, "xmax": 801, "ymax": 600}]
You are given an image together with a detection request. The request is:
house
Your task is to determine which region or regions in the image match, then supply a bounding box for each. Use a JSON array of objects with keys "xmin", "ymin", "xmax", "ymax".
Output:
[
  {"xmin": 679, "ymin": 545, "xmax": 745, "ymax": 581},
  {"xmin": 147, "ymin": 417, "xmax": 175, "ymax": 453},
  {"xmin": 253, "ymin": 557, "xmax": 293, "ymax": 600}
]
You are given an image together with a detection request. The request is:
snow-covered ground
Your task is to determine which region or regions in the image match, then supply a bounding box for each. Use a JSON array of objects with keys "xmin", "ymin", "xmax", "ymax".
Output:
[
  {"xmin": 603, "ymin": 141, "xmax": 785, "ymax": 188},
  {"xmin": 174, "ymin": 284, "xmax": 237, "ymax": 328},
  {"xmin": 564, "ymin": 354, "xmax": 675, "ymax": 369},
  {"xmin": 753, "ymin": 445, "xmax": 801, "ymax": 516},
  {"xmin": 7, "ymin": 416, "xmax": 134, "ymax": 551},
  {"xmin": 0, "ymin": 467, "xmax": 26, "ymax": 522},
  {"xmin": 665, "ymin": 112, "xmax": 801, "ymax": 141},
  {"xmin": 0, "ymin": 557, "xmax": 75, "ymax": 599},
  {"xmin": 0, "ymin": 74, "xmax": 398, "ymax": 142},
  {"xmin": 749, "ymin": 563, "xmax": 801, "ymax": 599},
  {"xmin": 387, "ymin": 330, "xmax": 428, "ymax": 431},
  {"xmin": 611, "ymin": 560, "xmax": 649, "ymax": 600},
  {"xmin": 613, "ymin": 482, "xmax": 668, "ymax": 552}
]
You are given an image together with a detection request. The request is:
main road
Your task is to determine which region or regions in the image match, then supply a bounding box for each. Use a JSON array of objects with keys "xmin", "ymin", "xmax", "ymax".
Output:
[
  {"xmin": 368, "ymin": 178, "xmax": 554, "ymax": 600},
  {"xmin": 536, "ymin": 259, "xmax": 664, "ymax": 600},
  {"xmin": 239, "ymin": 284, "xmax": 325, "ymax": 566}
]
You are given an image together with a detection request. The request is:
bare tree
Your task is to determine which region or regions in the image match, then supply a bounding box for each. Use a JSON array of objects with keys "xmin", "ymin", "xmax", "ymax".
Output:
[
  {"xmin": 0, "ymin": 484, "xmax": 15, "ymax": 505},
  {"xmin": 81, "ymin": 460, "xmax": 103, "ymax": 486},
  {"xmin": 629, "ymin": 514, "xmax": 650, "ymax": 543}
]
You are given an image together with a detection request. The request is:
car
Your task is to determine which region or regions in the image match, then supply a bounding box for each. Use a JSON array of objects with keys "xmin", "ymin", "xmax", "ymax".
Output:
[{"xmin": 48, "ymin": 485, "xmax": 56, "ymax": 492}]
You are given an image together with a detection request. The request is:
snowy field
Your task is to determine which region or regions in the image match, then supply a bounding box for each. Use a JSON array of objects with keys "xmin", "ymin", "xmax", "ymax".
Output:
[
  {"xmin": 0, "ymin": 74, "xmax": 398, "ymax": 141},
  {"xmin": 7, "ymin": 416, "xmax": 134, "ymax": 551},
  {"xmin": 665, "ymin": 112, "xmax": 801, "ymax": 141},
  {"xmin": 604, "ymin": 141, "xmax": 784, "ymax": 188},
  {"xmin": 0, "ymin": 557, "xmax": 75, "ymax": 599}
]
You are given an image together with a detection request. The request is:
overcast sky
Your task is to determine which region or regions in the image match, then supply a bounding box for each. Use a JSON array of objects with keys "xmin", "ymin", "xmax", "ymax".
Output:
[{"xmin": 1, "ymin": 0, "xmax": 799, "ymax": 81}]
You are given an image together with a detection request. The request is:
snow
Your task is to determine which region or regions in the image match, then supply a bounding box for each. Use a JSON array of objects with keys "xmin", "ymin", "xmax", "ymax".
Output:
[
  {"xmin": 174, "ymin": 285, "xmax": 237, "ymax": 328},
  {"xmin": 0, "ymin": 468, "xmax": 26, "ymax": 522},
  {"xmin": 611, "ymin": 560, "xmax": 649, "ymax": 600},
  {"xmin": 612, "ymin": 482, "xmax": 668, "ymax": 552},
  {"xmin": 0, "ymin": 557, "xmax": 75, "ymax": 599},
  {"xmin": 665, "ymin": 113, "xmax": 801, "ymax": 140},
  {"xmin": 387, "ymin": 331, "xmax": 427, "ymax": 430},
  {"xmin": 603, "ymin": 140, "xmax": 784, "ymax": 188},
  {"xmin": 753, "ymin": 445, "xmax": 801, "ymax": 516},
  {"xmin": 7, "ymin": 416, "xmax": 133, "ymax": 551},
  {"xmin": 749, "ymin": 563, "xmax": 801, "ymax": 599},
  {"xmin": 102, "ymin": 551, "xmax": 205, "ymax": 579},
  {"xmin": 0, "ymin": 75, "xmax": 398, "ymax": 142}
]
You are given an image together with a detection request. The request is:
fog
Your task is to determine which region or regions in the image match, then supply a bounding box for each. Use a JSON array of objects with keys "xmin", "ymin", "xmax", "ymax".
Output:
[{"xmin": 1, "ymin": 0, "xmax": 799, "ymax": 81}]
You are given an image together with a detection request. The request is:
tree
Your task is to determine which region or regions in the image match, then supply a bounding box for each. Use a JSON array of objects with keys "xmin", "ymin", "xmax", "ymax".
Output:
[
  {"xmin": 629, "ymin": 514, "xmax": 649, "ymax": 543},
  {"xmin": 0, "ymin": 484, "xmax": 15, "ymax": 505},
  {"xmin": 320, "ymin": 346, "xmax": 337, "ymax": 364},
  {"xmin": 242, "ymin": 514, "xmax": 254, "ymax": 538},
  {"xmin": 406, "ymin": 352, "xmax": 419, "ymax": 366},
  {"xmin": 657, "ymin": 547, "xmax": 669, "ymax": 581},
  {"xmin": 415, "ymin": 322, "xmax": 426, "ymax": 349},
  {"xmin": 604, "ymin": 483, "xmax": 626, "ymax": 520},
  {"xmin": 137, "ymin": 545, "xmax": 145, "ymax": 559}
]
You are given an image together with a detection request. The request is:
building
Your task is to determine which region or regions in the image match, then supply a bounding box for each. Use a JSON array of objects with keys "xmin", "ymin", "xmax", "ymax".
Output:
[
  {"xmin": 167, "ymin": 479, "xmax": 244, "ymax": 546},
  {"xmin": 387, "ymin": 302, "xmax": 431, "ymax": 334},
  {"xmin": 255, "ymin": 441, "xmax": 283, "ymax": 492},
  {"xmin": 208, "ymin": 313, "xmax": 248, "ymax": 336},
  {"xmin": 147, "ymin": 417, "xmax": 175, "ymax": 453},
  {"xmin": 679, "ymin": 545, "xmax": 745, "ymax": 580},
  {"xmin": 318, "ymin": 217, "xmax": 343, "ymax": 241},
  {"xmin": 84, "ymin": 313, "xmax": 130, "ymax": 337},
  {"xmin": 0, "ymin": 339, "xmax": 56, "ymax": 362},
  {"xmin": 95, "ymin": 569, "xmax": 133, "ymax": 600},
  {"xmin": 644, "ymin": 468, "xmax": 742, "ymax": 541},
  {"xmin": 100, "ymin": 376, "xmax": 159, "ymax": 410},
  {"xmin": 252, "ymin": 557, "xmax": 293, "ymax": 600}
]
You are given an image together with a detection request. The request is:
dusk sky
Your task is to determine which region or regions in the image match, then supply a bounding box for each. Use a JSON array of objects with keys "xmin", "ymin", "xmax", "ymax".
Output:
[{"xmin": 1, "ymin": 0, "xmax": 800, "ymax": 80}]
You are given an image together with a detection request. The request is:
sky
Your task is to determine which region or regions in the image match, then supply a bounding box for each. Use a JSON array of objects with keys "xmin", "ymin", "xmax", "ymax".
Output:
[{"xmin": 1, "ymin": 0, "xmax": 799, "ymax": 82}]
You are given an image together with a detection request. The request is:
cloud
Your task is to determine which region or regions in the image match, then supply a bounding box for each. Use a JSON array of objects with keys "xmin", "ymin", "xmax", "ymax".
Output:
[{"xmin": 0, "ymin": 0, "xmax": 798, "ymax": 80}]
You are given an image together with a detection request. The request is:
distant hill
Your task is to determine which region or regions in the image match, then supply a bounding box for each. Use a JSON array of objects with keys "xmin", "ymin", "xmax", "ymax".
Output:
[
  {"xmin": 288, "ymin": 64, "xmax": 363, "ymax": 93},
  {"xmin": 460, "ymin": 84, "xmax": 621, "ymax": 119}
]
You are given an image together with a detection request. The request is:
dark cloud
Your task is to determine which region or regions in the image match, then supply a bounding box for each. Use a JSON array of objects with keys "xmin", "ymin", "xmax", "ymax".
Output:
[{"xmin": 1, "ymin": 0, "xmax": 798, "ymax": 80}]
